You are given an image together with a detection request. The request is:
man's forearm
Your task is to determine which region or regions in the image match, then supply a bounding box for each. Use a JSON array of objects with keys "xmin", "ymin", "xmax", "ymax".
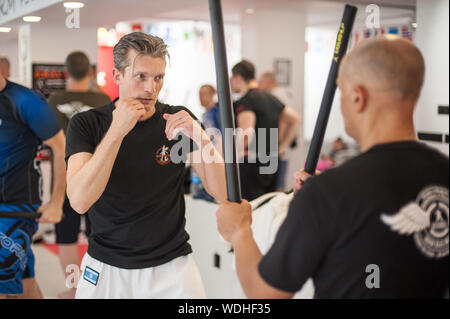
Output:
[
  {"xmin": 279, "ymin": 121, "xmax": 300, "ymax": 151},
  {"xmin": 67, "ymin": 129, "xmax": 123, "ymax": 214},
  {"xmin": 232, "ymin": 228, "xmax": 266, "ymax": 298},
  {"xmin": 192, "ymin": 132, "xmax": 227, "ymax": 203},
  {"xmin": 49, "ymin": 147, "xmax": 66, "ymax": 207}
]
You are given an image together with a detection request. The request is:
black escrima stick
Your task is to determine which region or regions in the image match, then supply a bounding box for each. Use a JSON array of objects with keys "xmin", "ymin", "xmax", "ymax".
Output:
[
  {"xmin": 304, "ymin": 5, "xmax": 358, "ymax": 175},
  {"xmin": 0, "ymin": 211, "xmax": 41, "ymax": 219},
  {"xmin": 209, "ymin": 0, "xmax": 242, "ymax": 203}
]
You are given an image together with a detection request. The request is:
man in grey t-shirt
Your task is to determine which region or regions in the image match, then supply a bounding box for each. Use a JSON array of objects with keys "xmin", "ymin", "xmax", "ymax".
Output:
[{"xmin": 48, "ymin": 51, "xmax": 110, "ymax": 299}]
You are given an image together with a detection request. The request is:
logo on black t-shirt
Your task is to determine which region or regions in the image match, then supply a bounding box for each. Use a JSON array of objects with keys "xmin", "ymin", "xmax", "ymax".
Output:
[
  {"xmin": 57, "ymin": 101, "xmax": 93, "ymax": 119},
  {"xmin": 381, "ymin": 185, "xmax": 449, "ymax": 259},
  {"xmin": 156, "ymin": 145, "xmax": 171, "ymax": 166}
]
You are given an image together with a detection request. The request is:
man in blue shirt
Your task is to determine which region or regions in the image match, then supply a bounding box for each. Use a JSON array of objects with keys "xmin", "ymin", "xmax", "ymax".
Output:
[
  {"xmin": 199, "ymin": 84, "xmax": 220, "ymax": 132},
  {"xmin": 0, "ymin": 74, "xmax": 66, "ymax": 298}
]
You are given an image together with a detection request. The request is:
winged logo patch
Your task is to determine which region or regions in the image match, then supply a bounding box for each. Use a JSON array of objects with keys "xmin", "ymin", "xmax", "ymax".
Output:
[{"xmin": 381, "ymin": 186, "xmax": 449, "ymax": 259}]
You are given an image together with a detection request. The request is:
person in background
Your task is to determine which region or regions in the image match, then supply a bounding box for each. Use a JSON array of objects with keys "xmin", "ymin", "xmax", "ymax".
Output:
[
  {"xmin": 328, "ymin": 137, "xmax": 347, "ymax": 162},
  {"xmin": 195, "ymin": 84, "xmax": 221, "ymax": 202},
  {"xmin": 47, "ymin": 51, "xmax": 111, "ymax": 299},
  {"xmin": 317, "ymin": 137, "xmax": 349, "ymax": 171},
  {"xmin": 259, "ymin": 71, "xmax": 301, "ymax": 192},
  {"xmin": 0, "ymin": 73, "xmax": 66, "ymax": 299},
  {"xmin": 231, "ymin": 60, "xmax": 301, "ymax": 200},
  {"xmin": 199, "ymin": 84, "xmax": 220, "ymax": 131},
  {"xmin": 0, "ymin": 56, "xmax": 10, "ymax": 79}
]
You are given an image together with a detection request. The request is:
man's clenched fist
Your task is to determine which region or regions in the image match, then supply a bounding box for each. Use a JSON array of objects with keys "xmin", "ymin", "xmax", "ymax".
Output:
[{"xmin": 110, "ymin": 98, "xmax": 147, "ymax": 138}]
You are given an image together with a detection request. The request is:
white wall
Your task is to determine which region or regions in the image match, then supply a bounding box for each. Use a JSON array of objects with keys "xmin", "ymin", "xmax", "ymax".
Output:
[
  {"xmin": 30, "ymin": 25, "xmax": 98, "ymax": 65},
  {"xmin": 0, "ymin": 24, "xmax": 98, "ymax": 87},
  {"xmin": 241, "ymin": 9, "xmax": 306, "ymax": 190},
  {"xmin": 414, "ymin": 0, "xmax": 449, "ymax": 156},
  {"xmin": 304, "ymin": 26, "xmax": 351, "ymax": 145},
  {"xmin": 151, "ymin": 20, "xmax": 241, "ymax": 119}
]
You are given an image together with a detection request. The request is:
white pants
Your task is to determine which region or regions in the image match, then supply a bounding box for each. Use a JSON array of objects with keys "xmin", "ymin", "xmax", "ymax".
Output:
[{"xmin": 76, "ymin": 253, "xmax": 206, "ymax": 299}]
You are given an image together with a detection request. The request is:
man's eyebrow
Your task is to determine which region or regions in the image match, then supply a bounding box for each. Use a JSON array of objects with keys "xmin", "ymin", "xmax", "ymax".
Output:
[{"xmin": 132, "ymin": 71, "xmax": 165, "ymax": 77}]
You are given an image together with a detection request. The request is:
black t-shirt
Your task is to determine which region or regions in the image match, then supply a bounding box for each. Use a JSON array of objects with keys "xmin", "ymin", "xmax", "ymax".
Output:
[
  {"xmin": 259, "ymin": 141, "xmax": 449, "ymax": 298},
  {"xmin": 65, "ymin": 100, "xmax": 197, "ymax": 269},
  {"xmin": 48, "ymin": 91, "xmax": 111, "ymax": 133},
  {"xmin": 234, "ymin": 89, "xmax": 285, "ymax": 157},
  {"xmin": 234, "ymin": 89, "xmax": 285, "ymax": 200}
]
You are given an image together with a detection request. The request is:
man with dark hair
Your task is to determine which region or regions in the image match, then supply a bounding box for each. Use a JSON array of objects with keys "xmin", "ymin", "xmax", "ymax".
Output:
[
  {"xmin": 65, "ymin": 51, "xmax": 91, "ymax": 81},
  {"xmin": 231, "ymin": 60, "xmax": 301, "ymax": 200},
  {"xmin": 232, "ymin": 60, "xmax": 255, "ymax": 83},
  {"xmin": 47, "ymin": 51, "xmax": 110, "ymax": 299},
  {"xmin": 217, "ymin": 35, "xmax": 449, "ymax": 299},
  {"xmin": 48, "ymin": 51, "xmax": 110, "ymax": 130},
  {"xmin": 65, "ymin": 32, "xmax": 226, "ymax": 298},
  {"xmin": 0, "ymin": 73, "xmax": 66, "ymax": 299}
]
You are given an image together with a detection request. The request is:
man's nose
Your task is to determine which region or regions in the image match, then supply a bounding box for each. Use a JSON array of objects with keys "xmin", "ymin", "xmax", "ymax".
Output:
[{"xmin": 144, "ymin": 78, "xmax": 157, "ymax": 93}]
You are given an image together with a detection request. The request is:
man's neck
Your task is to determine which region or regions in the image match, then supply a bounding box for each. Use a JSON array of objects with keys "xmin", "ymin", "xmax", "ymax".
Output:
[
  {"xmin": 360, "ymin": 131, "xmax": 418, "ymax": 152},
  {"xmin": 239, "ymin": 84, "xmax": 251, "ymax": 97},
  {"xmin": 358, "ymin": 114, "xmax": 417, "ymax": 152},
  {"xmin": 138, "ymin": 106, "xmax": 157, "ymax": 122},
  {"xmin": 66, "ymin": 77, "xmax": 90, "ymax": 92}
]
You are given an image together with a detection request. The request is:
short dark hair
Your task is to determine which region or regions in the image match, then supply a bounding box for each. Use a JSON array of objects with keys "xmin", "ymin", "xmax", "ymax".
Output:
[
  {"xmin": 113, "ymin": 32, "xmax": 169, "ymax": 74},
  {"xmin": 232, "ymin": 60, "xmax": 255, "ymax": 82},
  {"xmin": 65, "ymin": 51, "xmax": 90, "ymax": 81}
]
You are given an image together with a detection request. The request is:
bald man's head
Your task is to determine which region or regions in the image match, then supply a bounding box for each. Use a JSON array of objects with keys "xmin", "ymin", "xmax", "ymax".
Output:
[
  {"xmin": 259, "ymin": 72, "xmax": 277, "ymax": 92},
  {"xmin": 0, "ymin": 56, "xmax": 10, "ymax": 79},
  {"xmin": 0, "ymin": 73, "xmax": 5, "ymax": 91},
  {"xmin": 340, "ymin": 35, "xmax": 425, "ymax": 102},
  {"xmin": 199, "ymin": 84, "xmax": 217, "ymax": 109}
]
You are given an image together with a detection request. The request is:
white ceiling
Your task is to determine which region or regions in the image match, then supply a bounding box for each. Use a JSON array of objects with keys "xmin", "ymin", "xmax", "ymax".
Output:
[{"xmin": 0, "ymin": 0, "xmax": 416, "ymax": 42}]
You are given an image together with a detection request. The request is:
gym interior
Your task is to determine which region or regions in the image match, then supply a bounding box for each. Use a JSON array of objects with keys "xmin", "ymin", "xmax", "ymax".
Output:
[{"xmin": 0, "ymin": 0, "xmax": 448, "ymax": 300}]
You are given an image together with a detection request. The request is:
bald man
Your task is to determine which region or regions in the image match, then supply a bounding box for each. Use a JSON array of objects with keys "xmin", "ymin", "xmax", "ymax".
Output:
[
  {"xmin": 0, "ymin": 73, "xmax": 5, "ymax": 90},
  {"xmin": 0, "ymin": 57, "xmax": 10, "ymax": 79},
  {"xmin": 216, "ymin": 35, "xmax": 449, "ymax": 299}
]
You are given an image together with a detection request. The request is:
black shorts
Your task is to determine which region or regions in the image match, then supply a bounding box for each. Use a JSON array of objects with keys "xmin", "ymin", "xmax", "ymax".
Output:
[{"xmin": 55, "ymin": 197, "xmax": 91, "ymax": 244}]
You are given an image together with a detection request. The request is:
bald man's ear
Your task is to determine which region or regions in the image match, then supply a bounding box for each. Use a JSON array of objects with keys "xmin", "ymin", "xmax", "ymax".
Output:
[{"xmin": 352, "ymin": 85, "xmax": 367, "ymax": 113}]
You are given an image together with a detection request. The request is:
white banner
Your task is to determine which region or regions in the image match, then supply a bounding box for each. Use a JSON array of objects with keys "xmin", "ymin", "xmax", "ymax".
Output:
[
  {"xmin": 0, "ymin": 0, "xmax": 63, "ymax": 25},
  {"xmin": 18, "ymin": 24, "xmax": 31, "ymax": 87}
]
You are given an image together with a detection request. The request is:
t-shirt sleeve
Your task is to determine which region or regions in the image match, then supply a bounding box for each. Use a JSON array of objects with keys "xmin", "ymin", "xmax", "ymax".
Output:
[
  {"xmin": 65, "ymin": 112, "xmax": 96, "ymax": 161},
  {"xmin": 258, "ymin": 179, "xmax": 334, "ymax": 293},
  {"xmin": 234, "ymin": 98, "xmax": 256, "ymax": 115},
  {"xmin": 18, "ymin": 91, "xmax": 61, "ymax": 141},
  {"xmin": 267, "ymin": 92, "xmax": 286, "ymax": 114}
]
